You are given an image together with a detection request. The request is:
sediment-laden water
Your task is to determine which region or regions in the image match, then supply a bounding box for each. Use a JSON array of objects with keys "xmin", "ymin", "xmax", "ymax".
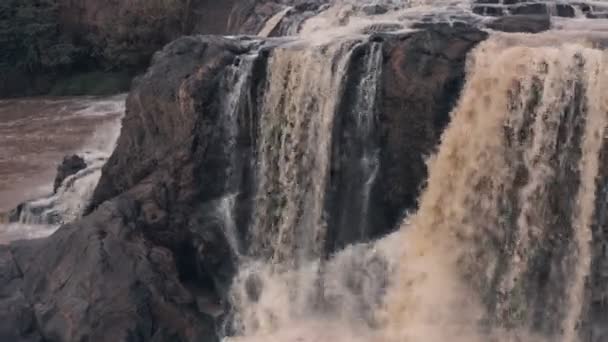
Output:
[{"xmin": 0, "ymin": 95, "xmax": 125, "ymax": 243}]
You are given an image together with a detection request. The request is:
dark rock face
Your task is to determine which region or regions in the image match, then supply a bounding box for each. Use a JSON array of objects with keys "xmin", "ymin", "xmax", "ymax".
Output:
[
  {"xmin": 1, "ymin": 198, "xmax": 218, "ymax": 342},
  {"xmin": 53, "ymin": 155, "xmax": 87, "ymax": 193},
  {"xmin": 0, "ymin": 246, "xmax": 41, "ymax": 342},
  {"xmin": 90, "ymin": 35, "xmax": 247, "ymax": 294},
  {"xmin": 487, "ymin": 14, "xmax": 551, "ymax": 33},
  {"xmin": 374, "ymin": 26, "xmax": 488, "ymax": 239},
  {"xmin": 91, "ymin": 26, "xmax": 488, "ymax": 253}
]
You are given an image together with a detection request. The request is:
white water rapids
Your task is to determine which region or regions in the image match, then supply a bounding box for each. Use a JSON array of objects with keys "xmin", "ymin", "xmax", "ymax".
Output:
[{"xmin": 0, "ymin": 95, "xmax": 125, "ymax": 243}]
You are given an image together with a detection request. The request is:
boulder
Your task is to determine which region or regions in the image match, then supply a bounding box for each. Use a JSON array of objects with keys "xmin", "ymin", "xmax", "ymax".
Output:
[{"xmin": 53, "ymin": 155, "xmax": 87, "ymax": 193}]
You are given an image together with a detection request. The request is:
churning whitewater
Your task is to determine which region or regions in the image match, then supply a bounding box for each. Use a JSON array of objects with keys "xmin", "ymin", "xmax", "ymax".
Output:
[{"xmin": 215, "ymin": 2, "xmax": 608, "ymax": 342}]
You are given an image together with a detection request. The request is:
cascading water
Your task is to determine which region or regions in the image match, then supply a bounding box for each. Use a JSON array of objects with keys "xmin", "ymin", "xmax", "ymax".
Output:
[
  {"xmin": 338, "ymin": 42, "xmax": 382, "ymax": 241},
  {"xmin": 250, "ymin": 39, "xmax": 360, "ymax": 265},
  {"xmin": 383, "ymin": 33, "xmax": 608, "ymax": 342},
  {"xmin": 0, "ymin": 95, "xmax": 125, "ymax": 243},
  {"xmin": 217, "ymin": 2, "xmax": 608, "ymax": 342},
  {"xmin": 220, "ymin": 37, "xmax": 389, "ymax": 340},
  {"xmin": 219, "ymin": 53, "xmax": 260, "ymax": 258}
]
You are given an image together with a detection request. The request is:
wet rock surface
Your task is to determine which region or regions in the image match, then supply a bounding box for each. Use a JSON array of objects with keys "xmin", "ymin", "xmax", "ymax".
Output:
[
  {"xmin": 53, "ymin": 155, "xmax": 87, "ymax": 193},
  {"xmin": 0, "ymin": 246, "xmax": 41, "ymax": 342}
]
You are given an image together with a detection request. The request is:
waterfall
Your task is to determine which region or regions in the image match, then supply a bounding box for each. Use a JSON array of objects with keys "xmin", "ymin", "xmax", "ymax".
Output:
[
  {"xmin": 216, "ymin": 38, "xmax": 389, "ymax": 340},
  {"xmin": 384, "ymin": 34, "xmax": 608, "ymax": 341},
  {"xmin": 341, "ymin": 42, "xmax": 382, "ymax": 241},
  {"xmin": 221, "ymin": 21, "xmax": 608, "ymax": 342},
  {"xmin": 219, "ymin": 53, "xmax": 259, "ymax": 258},
  {"xmin": 249, "ymin": 39, "xmax": 360, "ymax": 265}
]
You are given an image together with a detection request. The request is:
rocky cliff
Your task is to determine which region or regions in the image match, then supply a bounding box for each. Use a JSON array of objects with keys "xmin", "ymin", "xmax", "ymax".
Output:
[{"xmin": 0, "ymin": 19, "xmax": 488, "ymax": 341}]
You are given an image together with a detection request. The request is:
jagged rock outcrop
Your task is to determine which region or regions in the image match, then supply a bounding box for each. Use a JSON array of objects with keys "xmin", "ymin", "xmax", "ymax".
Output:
[{"xmin": 90, "ymin": 25, "xmax": 488, "ymax": 251}]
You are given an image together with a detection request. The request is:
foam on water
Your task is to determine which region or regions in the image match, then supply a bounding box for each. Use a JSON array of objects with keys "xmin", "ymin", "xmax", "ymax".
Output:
[{"xmin": 0, "ymin": 95, "xmax": 125, "ymax": 244}]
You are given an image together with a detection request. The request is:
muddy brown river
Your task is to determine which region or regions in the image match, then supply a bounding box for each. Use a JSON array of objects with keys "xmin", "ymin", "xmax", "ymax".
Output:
[{"xmin": 0, "ymin": 95, "xmax": 125, "ymax": 242}]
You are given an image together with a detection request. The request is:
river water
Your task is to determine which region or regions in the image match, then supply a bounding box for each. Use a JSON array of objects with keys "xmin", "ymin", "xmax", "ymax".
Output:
[{"xmin": 0, "ymin": 95, "xmax": 125, "ymax": 243}]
